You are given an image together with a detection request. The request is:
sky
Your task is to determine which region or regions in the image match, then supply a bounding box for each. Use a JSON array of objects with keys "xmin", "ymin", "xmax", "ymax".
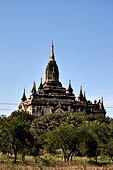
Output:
[{"xmin": 0, "ymin": 0, "xmax": 113, "ymax": 117}]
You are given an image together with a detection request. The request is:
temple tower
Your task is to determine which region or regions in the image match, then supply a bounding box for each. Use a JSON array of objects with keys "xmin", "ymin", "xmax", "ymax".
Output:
[{"xmin": 45, "ymin": 41, "xmax": 59, "ymax": 83}]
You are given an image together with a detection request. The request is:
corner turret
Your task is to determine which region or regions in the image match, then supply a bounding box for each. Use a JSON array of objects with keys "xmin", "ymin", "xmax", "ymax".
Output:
[
  {"xmin": 83, "ymin": 90, "xmax": 86, "ymax": 101},
  {"xmin": 99, "ymin": 97, "xmax": 104, "ymax": 110},
  {"xmin": 31, "ymin": 81, "xmax": 36, "ymax": 94},
  {"xmin": 67, "ymin": 80, "xmax": 73, "ymax": 94},
  {"xmin": 78, "ymin": 86, "xmax": 84, "ymax": 101},
  {"xmin": 38, "ymin": 77, "xmax": 43, "ymax": 90},
  {"xmin": 21, "ymin": 88, "xmax": 27, "ymax": 102}
]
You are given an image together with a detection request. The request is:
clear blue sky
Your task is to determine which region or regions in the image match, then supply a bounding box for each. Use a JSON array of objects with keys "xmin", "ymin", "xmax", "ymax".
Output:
[{"xmin": 0, "ymin": 0, "xmax": 113, "ymax": 117}]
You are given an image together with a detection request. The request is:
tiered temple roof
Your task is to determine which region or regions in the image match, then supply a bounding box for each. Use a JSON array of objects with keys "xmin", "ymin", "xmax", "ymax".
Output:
[{"xmin": 19, "ymin": 42, "xmax": 106, "ymax": 116}]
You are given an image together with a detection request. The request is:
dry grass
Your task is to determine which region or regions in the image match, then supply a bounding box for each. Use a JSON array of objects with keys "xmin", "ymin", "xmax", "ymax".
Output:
[
  {"xmin": 0, "ymin": 155, "xmax": 113, "ymax": 170},
  {"xmin": 0, "ymin": 162, "xmax": 113, "ymax": 170}
]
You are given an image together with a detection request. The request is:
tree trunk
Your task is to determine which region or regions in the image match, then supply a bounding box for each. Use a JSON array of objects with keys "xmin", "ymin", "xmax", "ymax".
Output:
[
  {"xmin": 67, "ymin": 154, "xmax": 70, "ymax": 162},
  {"xmin": 67, "ymin": 151, "xmax": 73, "ymax": 162},
  {"xmin": 110, "ymin": 156, "xmax": 113, "ymax": 161},
  {"xmin": 64, "ymin": 154, "xmax": 67, "ymax": 162},
  {"xmin": 14, "ymin": 151, "xmax": 17, "ymax": 164},
  {"xmin": 67, "ymin": 156, "xmax": 69, "ymax": 162},
  {"xmin": 63, "ymin": 151, "xmax": 73, "ymax": 162},
  {"xmin": 70, "ymin": 154, "xmax": 73, "ymax": 162},
  {"xmin": 95, "ymin": 155, "xmax": 98, "ymax": 163},
  {"xmin": 62, "ymin": 148, "xmax": 67, "ymax": 162},
  {"xmin": 34, "ymin": 156, "xmax": 37, "ymax": 163},
  {"xmin": 22, "ymin": 153, "xmax": 25, "ymax": 162}
]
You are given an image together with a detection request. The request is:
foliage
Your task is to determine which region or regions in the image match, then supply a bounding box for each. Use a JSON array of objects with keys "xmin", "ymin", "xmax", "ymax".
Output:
[
  {"xmin": 0, "ymin": 111, "xmax": 113, "ymax": 163},
  {"xmin": 0, "ymin": 111, "xmax": 34, "ymax": 163},
  {"xmin": 45, "ymin": 124, "xmax": 78, "ymax": 162}
]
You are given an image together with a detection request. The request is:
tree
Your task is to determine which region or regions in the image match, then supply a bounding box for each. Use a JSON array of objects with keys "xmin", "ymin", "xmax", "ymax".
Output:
[
  {"xmin": 87, "ymin": 121, "xmax": 110, "ymax": 162},
  {"xmin": 0, "ymin": 115, "xmax": 11, "ymax": 155},
  {"xmin": 0, "ymin": 111, "xmax": 34, "ymax": 163},
  {"xmin": 10, "ymin": 111, "xmax": 34, "ymax": 163},
  {"xmin": 30, "ymin": 123, "xmax": 44, "ymax": 163},
  {"xmin": 45, "ymin": 124, "xmax": 78, "ymax": 162},
  {"xmin": 105, "ymin": 138, "xmax": 113, "ymax": 161},
  {"xmin": 103, "ymin": 120, "xmax": 113, "ymax": 161}
]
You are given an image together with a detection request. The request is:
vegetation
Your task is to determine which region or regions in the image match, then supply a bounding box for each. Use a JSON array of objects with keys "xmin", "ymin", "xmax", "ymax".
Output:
[{"xmin": 0, "ymin": 111, "xmax": 113, "ymax": 169}]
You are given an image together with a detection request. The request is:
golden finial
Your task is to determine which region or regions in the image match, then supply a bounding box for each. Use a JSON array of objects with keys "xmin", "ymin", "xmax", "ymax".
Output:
[
  {"xmin": 33, "ymin": 81, "xmax": 36, "ymax": 89},
  {"xmin": 52, "ymin": 40, "xmax": 53, "ymax": 46},
  {"xmin": 50, "ymin": 40, "xmax": 54, "ymax": 60},
  {"xmin": 69, "ymin": 80, "xmax": 71, "ymax": 87}
]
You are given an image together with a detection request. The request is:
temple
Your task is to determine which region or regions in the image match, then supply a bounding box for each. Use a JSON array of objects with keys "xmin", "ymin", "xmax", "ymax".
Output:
[{"xmin": 19, "ymin": 42, "xmax": 106, "ymax": 116}]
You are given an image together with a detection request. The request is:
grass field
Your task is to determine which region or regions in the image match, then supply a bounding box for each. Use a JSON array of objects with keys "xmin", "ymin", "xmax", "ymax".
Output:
[
  {"xmin": 1, "ymin": 162, "xmax": 113, "ymax": 170},
  {"xmin": 0, "ymin": 154, "xmax": 113, "ymax": 170}
]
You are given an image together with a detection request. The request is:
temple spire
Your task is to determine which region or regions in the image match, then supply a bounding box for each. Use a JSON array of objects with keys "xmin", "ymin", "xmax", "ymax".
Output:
[
  {"xmin": 41, "ymin": 77, "xmax": 42, "ymax": 84},
  {"xmin": 99, "ymin": 97, "xmax": 104, "ymax": 110},
  {"xmin": 21, "ymin": 88, "xmax": 27, "ymax": 102},
  {"xmin": 50, "ymin": 40, "xmax": 54, "ymax": 60},
  {"xmin": 84, "ymin": 90, "xmax": 86, "ymax": 101},
  {"xmin": 84, "ymin": 90, "xmax": 85, "ymax": 98},
  {"xmin": 67, "ymin": 80, "xmax": 73, "ymax": 94},
  {"xmin": 78, "ymin": 85, "xmax": 84, "ymax": 101},
  {"xmin": 39, "ymin": 77, "xmax": 43, "ymax": 89},
  {"xmin": 101, "ymin": 97, "xmax": 103, "ymax": 104},
  {"xmin": 31, "ymin": 81, "xmax": 36, "ymax": 93},
  {"xmin": 80, "ymin": 85, "xmax": 82, "ymax": 95},
  {"xmin": 84, "ymin": 90, "xmax": 86, "ymax": 100}
]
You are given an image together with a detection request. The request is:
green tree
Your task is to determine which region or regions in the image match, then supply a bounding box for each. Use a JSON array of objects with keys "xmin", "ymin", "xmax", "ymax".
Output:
[
  {"xmin": 0, "ymin": 111, "xmax": 34, "ymax": 163},
  {"xmin": 87, "ymin": 121, "xmax": 110, "ymax": 162},
  {"xmin": 10, "ymin": 111, "xmax": 34, "ymax": 163},
  {"xmin": 103, "ymin": 120, "xmax": 113, "ymax": 161},
  {"xmin": 30, "ymin": 123, "xmax": 44, "ymax": 163},
  {"xmin": 0, "ymin": 115, "xmax": 11, "ymax": 155},
  {"xmin": 10, "ymin": 111, "xmax": 34, "ymax": 162},
  {"xmin": 45, "ymin": 125, "xmax": 78, "ymax": 162},
  {"xmin": 105, "ymin": 138, "xmax": 113, "ymax": 161}
]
